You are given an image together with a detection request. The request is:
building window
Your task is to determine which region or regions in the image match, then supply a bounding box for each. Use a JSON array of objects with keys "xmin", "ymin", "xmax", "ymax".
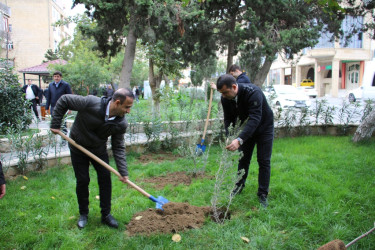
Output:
[
  {"xmin": 269, "ymin": 69, "xmax": 280, "ymax": 85},
  {"xmin": 7, "ymin": 41, "xmax": 13, "ymax": 50},
  {"xmin": 347, "ymin": 63, "xmax": 360, "ymax": 88},
  {"xmin": 313, "ymin": 25, "xmax": 335, "ymax": 49},
  {"xmin": 340, "ymin": 16, "xmax": 363, "ymax": 48},
  {"xmin": 54, "ymin": 40, "xmax": 59, "ymax": 51}
]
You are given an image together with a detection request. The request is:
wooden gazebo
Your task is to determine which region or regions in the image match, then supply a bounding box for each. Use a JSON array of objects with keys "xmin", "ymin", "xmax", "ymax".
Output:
[{"xmin": 18, "ymin": 59, "xmax": 67, "ymax": 88}]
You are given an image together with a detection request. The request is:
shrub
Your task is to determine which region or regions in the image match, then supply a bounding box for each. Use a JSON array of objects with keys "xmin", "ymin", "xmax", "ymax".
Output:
[{"xmin": 0, "ymin": 61, "xmax": 32, "ymax": 133}]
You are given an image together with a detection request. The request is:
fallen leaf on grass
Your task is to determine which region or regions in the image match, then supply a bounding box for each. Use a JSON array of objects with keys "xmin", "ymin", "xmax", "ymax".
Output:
[
  {"xmin": 23, "ymin": 176, "xmax": 28, "ymax": 180},
  {"xmin": 51, "ymin": 196, "xmax": 55, "ymax": 200},
  {"xmin": 20, "ymin": 186, "xmax": 26, "ymax": 190},
  {"xmin": 241, "ymin": 237, "xmax": 250, "ymax": 243},
  {"xmin": 172, "ymin": 234, "xmax": 181, "ymax": 242},
  {"xmin": 69, "ymin": 216, "xmax": 76, "ymax": 220},
  {"xmin": 135, "ymin": 216, "xmax": 143, "ymax": 220}
]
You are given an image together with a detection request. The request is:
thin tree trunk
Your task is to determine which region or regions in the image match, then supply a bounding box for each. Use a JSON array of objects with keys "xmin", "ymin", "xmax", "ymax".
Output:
[
  {"xmin": 119, "ymin": 15, "xmax": 138, "ymax": 89},
  {"xmin": 253, "ymin": 56, "xmax": 273, "ymax": 87},
  {"xmin": 148, "ymin": 58, "xmax": 162, "ymax": 115},
  {"xmin": 353, "ymin": 109, "xmax": 375, "ymax": 142},
  {"xmin": 226, "ymin": 15, "xmax": 236, "ymax": 73}
]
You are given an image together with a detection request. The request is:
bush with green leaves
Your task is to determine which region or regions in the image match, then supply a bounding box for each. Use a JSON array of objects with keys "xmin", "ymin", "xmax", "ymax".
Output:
[{"xmin": 0, "ymin": 61, "xmax": 32, "ymax": 133}]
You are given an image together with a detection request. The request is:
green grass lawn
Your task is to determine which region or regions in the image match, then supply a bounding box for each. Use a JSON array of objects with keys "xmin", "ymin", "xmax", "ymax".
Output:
[{"xmin": 0, "ymin": 136, "xmax": 374, "ymax": 249}]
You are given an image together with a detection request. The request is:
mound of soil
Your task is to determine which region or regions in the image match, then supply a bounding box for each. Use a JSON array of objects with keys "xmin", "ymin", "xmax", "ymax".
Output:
[
  {"xmin": 141, "ymin": 171, "xmax": 213, "ymax": 189},
  {"xmin": 126, "ymin": 202, "xmax": 211, "ymax": 236},
  {"xmin": 138, "ymin": 152, "xmax": 179, "ymax": 164}
]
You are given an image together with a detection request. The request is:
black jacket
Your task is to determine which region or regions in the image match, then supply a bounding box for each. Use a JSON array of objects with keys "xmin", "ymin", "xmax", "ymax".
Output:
[
  {"xmin": 46, "ymin": 80, "xmax": 72, "ymax": 109},
  {"xmin": 22, "ymin": 84, "xmax": 42, "ymax": 104},
  {"xmin": 236, "ymin": 72, "xmax": 251, "ymax": 84},
  {"xmin": 221, "ymin": 83, "xmax": 274, "ymax": 142},
  {"xmin": 0, "ymin": 162, "xmax": 5, "ymax": 185},
  {"xmin": 51, "ymin": 94, "xmax": 129, "ymax": 176}
]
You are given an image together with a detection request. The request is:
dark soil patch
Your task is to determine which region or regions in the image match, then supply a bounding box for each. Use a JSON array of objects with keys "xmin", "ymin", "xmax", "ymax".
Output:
[
  {"xmin": 126, "ymin": 202, "xmax": 211, "ymax": 236},
  {"xmin": 138, "ymin": 152, "xmax": 179, "ymax": 164},
  {"xmin": 141, "ymin": 171, "xmax": 213, "ymax": 189}
]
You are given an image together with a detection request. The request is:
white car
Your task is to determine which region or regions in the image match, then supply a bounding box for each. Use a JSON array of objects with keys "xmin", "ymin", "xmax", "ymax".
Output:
[
  {"xmin": 296, "ymin": 86, "xmax": 318, "ymax": 98},
  {"xmin": 265, "ymin": 85, "xmax": 311, "ymax": 108},
  {"xmin": 347, "ymin": 87, "xmax": 363, "ymax": 102}
]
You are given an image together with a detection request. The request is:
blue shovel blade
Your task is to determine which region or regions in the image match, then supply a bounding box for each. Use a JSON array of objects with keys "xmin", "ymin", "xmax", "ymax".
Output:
[
  {"xmin": 196, "ymin": 144, "xmax": 206, "ymax": 155},
  {"xmin": 149, "ymin": 195, "xmax": 170, "ymax": 210}
]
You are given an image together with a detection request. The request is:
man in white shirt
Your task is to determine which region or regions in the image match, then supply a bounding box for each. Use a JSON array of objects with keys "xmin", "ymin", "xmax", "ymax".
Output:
[{"xmin": 22, "ymin": 80, "xmax": 41, "ymax": 121}]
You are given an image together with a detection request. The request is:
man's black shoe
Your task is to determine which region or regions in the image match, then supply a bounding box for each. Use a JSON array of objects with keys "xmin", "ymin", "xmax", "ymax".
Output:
[
  {"xmin": 77, "ymin": 214, "xmax": 88, "ymax": 229},
  {"xmin": 230, "ymin": 185, "xmax": 244, "ymax": 197},
  {"xmin": 258, "ymin": 194, "xmax": 268, "ymax": 208},
  {"xmin": 101, "ymin": 214, "xmax": 119, "ymax": 228}
]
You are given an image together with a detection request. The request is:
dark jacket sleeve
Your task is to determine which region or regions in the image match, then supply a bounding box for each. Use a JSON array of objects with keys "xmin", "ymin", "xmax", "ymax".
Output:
[
  {"xmin": 238, "ymin": 90, "xmax": 264, "ymax": 142},
  {"xmin": 236, "ymin": 73, "xmax": 251, "ymax": 84},
  {"xmin": 32, "ymin": 85, "xmax": 42, "ymax": 104},
  {"xmin": 64, "ymin": 81, "xmax": 72, "ymax": 95},
  {"xmin": 221, "ymin": 97, "xmax": 235, "ymax": 135},
  {"xmin": 45, "ymin": 83, "xmax": 52, "ymax": 109},
  {"xmin": 0, "ymin": 162, "xmax": 5, "ymax": 185},
  {"xmin": 111, "ymin": 133, "xmax": 128, "ymax": 176},
  {"xmin": 50, "ymin": 94, "xmax": 87, "ymax": 129}
]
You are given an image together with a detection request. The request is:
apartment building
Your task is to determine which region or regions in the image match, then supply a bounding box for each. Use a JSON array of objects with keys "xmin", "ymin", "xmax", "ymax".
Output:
[
  {"xmin": 267, "ymin": 15, "xmax": 375, "ymax": 97},
  {"xmin": 0, "ymin": 1, "xmax": 10, "ymax": 66},
  {"xmin": 0, "ymin": 0, "xmax": 71, "ymax": 86}
]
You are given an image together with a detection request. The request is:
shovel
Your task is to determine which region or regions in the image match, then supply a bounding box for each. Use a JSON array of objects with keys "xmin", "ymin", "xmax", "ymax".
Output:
[
  {"xmin": 196, "ymin": 87, "xmax": 214, "ymax": 155},
  {"xmin": 56, "ymin": 130, "xmax": 169, "ymax": 210}
]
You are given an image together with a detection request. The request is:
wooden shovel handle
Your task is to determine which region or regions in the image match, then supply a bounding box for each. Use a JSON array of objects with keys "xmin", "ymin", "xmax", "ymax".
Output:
[
  {"xmin": 56, "ymin": 130, "xmax": 151, "ymax": 198},
  {"xmin": 202, "ymin": 88, "xmax": 214, "ymax": 142}
]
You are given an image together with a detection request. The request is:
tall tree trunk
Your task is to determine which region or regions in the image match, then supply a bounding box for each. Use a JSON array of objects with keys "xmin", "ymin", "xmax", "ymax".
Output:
[
  {"xmin": 119, "ymin": 15, "xmax": 138, "ymax": 89},
  {"xmin": 353, "ymin": 109, "xmax": 375, "ymax": 142},
  {"xmin": 253, "ymin": 56, "xmax": 273, "ymax": 87},
  {"xmin": 148, "ymin": 58, "xmax": 162, "ymax": 116},
  {"xmin": 226, "ymin": 15, "xmax": 236, "ymax": 73}
]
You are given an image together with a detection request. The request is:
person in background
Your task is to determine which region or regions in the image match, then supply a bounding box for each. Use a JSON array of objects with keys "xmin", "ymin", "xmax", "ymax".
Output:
[
  {"xmin": 213, "ymin": 74, "xmax": 274, "ymax": 208},
  {"xmin": 45, "ymin": 71, "xmax": 72, "ymax": 116},
  {"xmin": 228, "ymin": 64, "xmax": 251, "ymax": 84},
  {"xmin": 135, "ymin": 86, "xmax": 140, "ymax": 103},
  {"xmin": 50, "ymin": 88, "xmax": 134, "ymax": 229},
  {"xmin": 105, "ymin": 84, "xmax": 114, "ymax": 99},
  {"xmin": 22, "ymin": 79, "xmax": 41, "ymax": 121},
  {"xmin": 0, "ymin": 161, "xmax": 6, "ymax": 199}
]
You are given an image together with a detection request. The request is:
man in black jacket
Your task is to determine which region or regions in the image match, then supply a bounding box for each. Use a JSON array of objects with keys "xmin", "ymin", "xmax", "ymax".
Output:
[
  {"xmin": 228, "ymin": 64, "xmax": 251, "ymax": 84},
  {"xmin": 215, "ymin": 74, "xmax": 274, "ymax": 207},
  {"xmin": 46, "ymin": 71, "xmax": 72, "ymax": 116},
  {"xmin": 50, "ymin": 88, "xmax": 134, "ymax": 229},
  {"xmin": 0, "ymin": 161, "xmax": 6, "ymax": 199},
  {"xmin": 22, "ymin": 79, "xmax": 41, "ymax": 121}
]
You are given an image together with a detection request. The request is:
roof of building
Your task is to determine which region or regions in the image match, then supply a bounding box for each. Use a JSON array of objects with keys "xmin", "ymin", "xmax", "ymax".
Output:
[{"xmin": 19, "ymin": 59, "xmax": 67, "ymax": 75}]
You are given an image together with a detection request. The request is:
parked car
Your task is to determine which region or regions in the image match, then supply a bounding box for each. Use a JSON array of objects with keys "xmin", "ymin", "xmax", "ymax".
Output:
[
  {"xmin": 362, "ymin": 60, "xmax": 375, "ymax": 101},
  {"xmin": 347, "ymin": 87, "xmax": 363, "ymax": 102},
  {"xmin": 300, "ymin": 79, "xmax": 314, "ymax": 87},
  {"xmin": 296, "ymin": 86, "xmax": 318, "ymax": 98},
  {"xmin": 346, "ymin": 60, "xmax": 375, "ymax": 103},
  {"xmin": 264, "ymin": 85, "xmax": 311, "ymax": 108}
]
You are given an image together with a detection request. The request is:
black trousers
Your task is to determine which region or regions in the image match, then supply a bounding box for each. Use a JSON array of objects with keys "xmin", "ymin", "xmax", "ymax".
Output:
[
  {"xmin": 236, "ymin": 130, "xmax": 273, "ymax": 196},
  {"xmin": 70, "ymin": 145, "xmax": 112, "ymax": 216},
  {"xmin": 28, "ymin": 99, "xmax": 39, "ymax": 119}
]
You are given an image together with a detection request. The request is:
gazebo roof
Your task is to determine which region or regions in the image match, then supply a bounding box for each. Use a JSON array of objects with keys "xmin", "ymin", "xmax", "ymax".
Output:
[{"xmin": 19, "ymin": 59, "xmax": 67, "ymax": 76}]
